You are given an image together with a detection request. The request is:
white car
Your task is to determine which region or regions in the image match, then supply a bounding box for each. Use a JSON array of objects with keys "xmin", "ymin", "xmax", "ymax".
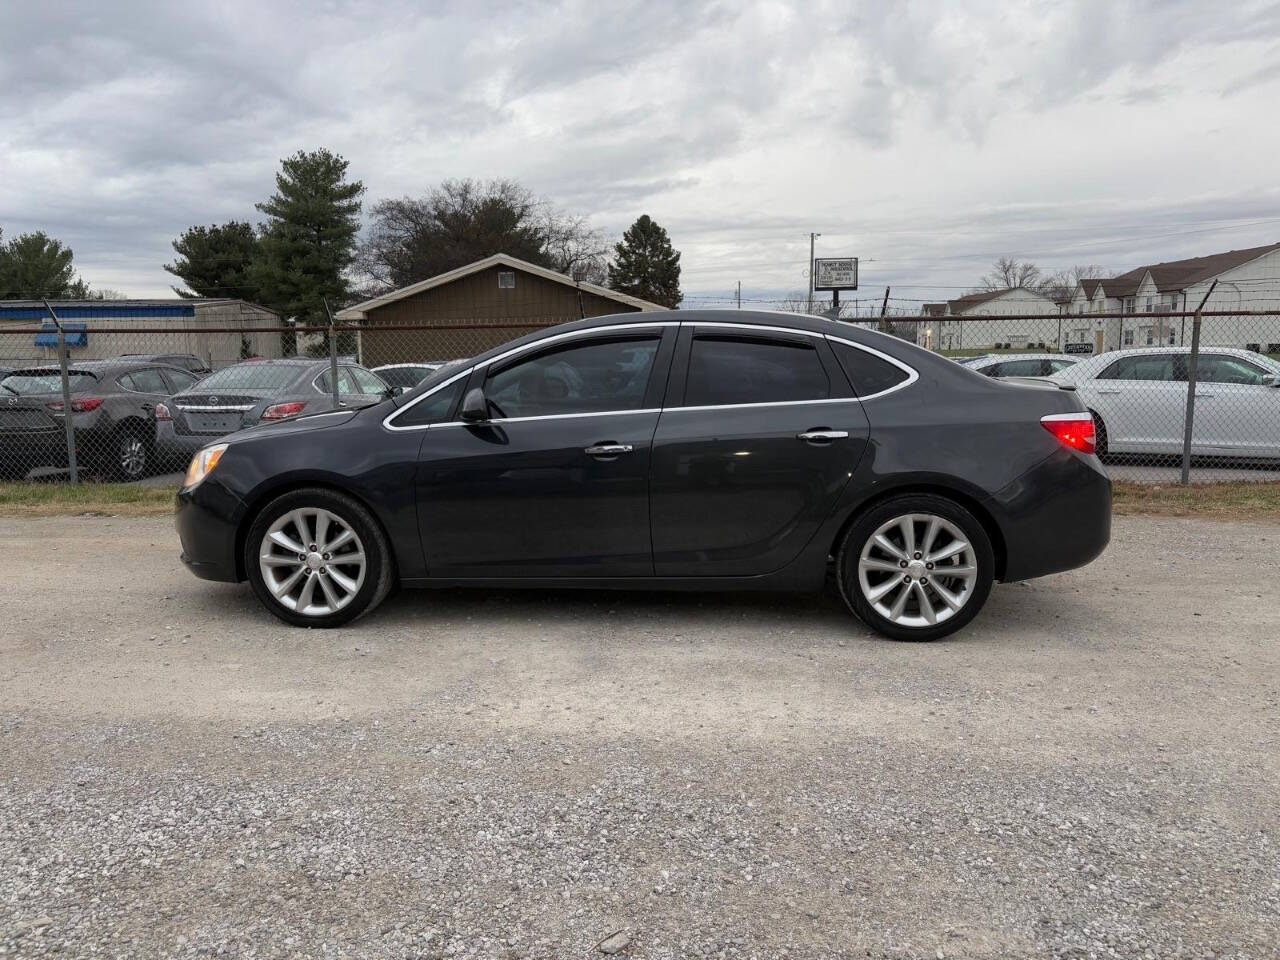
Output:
[
  {"xmin": 957, "ymin": 354, "xmax": 1081, "ymax": 378},
  {"xmin": 1050, "ymin": 346, "xmax": 1280, "ymax": 458}
]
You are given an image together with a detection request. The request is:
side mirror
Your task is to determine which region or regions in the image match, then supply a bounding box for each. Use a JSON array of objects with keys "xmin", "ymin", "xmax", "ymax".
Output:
[
  {"xmin": 460, "ymin": 386, "xmax": 489, "ymax": 422},
  {"xmin": 386, "ymin": 385, "xmax": 405, "ymax": 398},
  {"xmin": 1262, "ymin": 374, "xmax": 1279, "ymax": 388}
]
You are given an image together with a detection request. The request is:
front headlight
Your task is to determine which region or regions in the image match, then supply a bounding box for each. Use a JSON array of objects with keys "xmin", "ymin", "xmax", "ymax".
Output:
[{"xmin": 183, "ymin": 443, "xmax": 229, "ymax": 488}]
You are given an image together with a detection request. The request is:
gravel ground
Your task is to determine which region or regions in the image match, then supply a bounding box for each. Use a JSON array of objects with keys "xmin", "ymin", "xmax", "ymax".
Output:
[{"xmin": 1, "ymin": 514, "xmax": 1278, "ymax": 959}]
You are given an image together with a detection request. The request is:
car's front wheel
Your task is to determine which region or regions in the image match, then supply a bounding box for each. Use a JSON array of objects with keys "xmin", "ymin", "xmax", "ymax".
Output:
[
  {"xmin": 244, "ymin": 487, "xmax": 394, "ymax": 628},
  {"xmin": 836, "ymin": 494, "xmax": 994, "ymax": 641}
]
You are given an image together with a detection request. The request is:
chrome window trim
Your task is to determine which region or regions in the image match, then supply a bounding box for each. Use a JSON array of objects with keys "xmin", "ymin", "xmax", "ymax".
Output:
[
  {"xmin": 381, "ymin": 318, "xmax": 920, "ymax": 431},
  {"xmin": 175, "ymin": 403, "xmax": 256, "ymax": 412},
  {"xmin": 432, "ymin": 408, "xmax": 662, "ymax": 429}
]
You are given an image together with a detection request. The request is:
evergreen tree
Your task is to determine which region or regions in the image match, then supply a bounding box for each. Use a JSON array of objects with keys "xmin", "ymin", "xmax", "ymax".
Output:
[
  {"xmin": 164, "ymin": 221, "xmax": 261, "ymax": 299},
  {"xmin": 0, "ymin": 230, "xmax": 78, "ymax": 298},
  {"xmin": 606, "ymin": 215, "xmax": 682, "ymax": 308},
  {"xmin": 252, "ymin": 149, "xmax": 364, "ymax": 329}
]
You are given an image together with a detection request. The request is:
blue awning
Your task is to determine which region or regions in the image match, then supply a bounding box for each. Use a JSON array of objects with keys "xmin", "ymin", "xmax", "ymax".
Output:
[{"xmin": 34, "ymin": 322, "xmax": 88, "ymax": 348}]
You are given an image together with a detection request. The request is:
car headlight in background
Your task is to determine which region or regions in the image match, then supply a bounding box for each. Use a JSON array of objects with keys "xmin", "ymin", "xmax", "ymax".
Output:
[{"xmin": 184, "ymin": 443, "xmax": 228, "ymax": 488}]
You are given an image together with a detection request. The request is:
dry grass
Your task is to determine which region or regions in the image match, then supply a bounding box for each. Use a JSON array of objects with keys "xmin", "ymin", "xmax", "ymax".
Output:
[
  {"xmin": 1111, "ymin": 480, "xmax": 1280, "ymax": 521},
  {"xmin": 3, "ymin": 480, "xmax": 1279, "ymax": 523},
  {"xmin": 0, "ymin": 482, "xmax": 177, "ymax": 517}
]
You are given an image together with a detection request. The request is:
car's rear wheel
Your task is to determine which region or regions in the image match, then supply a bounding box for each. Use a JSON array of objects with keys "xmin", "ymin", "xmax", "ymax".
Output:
[
  {"xmin": 836, "ymin": 494, "xmax": 994, "ymax": 641},
  {"xmin": 110, "ymin": 425, "xmax": 150, "ymax": 481},
  {"xmin": 244, "ymin": 487, "xmax": 394, "ymax": 628}
]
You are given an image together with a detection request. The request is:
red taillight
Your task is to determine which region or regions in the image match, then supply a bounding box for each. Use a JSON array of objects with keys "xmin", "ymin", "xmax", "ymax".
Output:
[
  {"xmin": 261, "ymin": 401, "xmax": 307, "ymax": 421},
  {"xmin": 47, "ymin": 396, "xmax": 104, "ymax": 414},
  {"xmin": 155, "ymin": 402, "xmax": 172, "ymax": 421},
  {"xmin": 1041, "ymin": 412, "xmax": 1096, "ymax": 455}
]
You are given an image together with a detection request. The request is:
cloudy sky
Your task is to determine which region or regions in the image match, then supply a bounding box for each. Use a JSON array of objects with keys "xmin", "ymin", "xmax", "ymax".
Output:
[{"xmin": 3, "ymin": 0, "xmax": 1280, "ymax": 308}]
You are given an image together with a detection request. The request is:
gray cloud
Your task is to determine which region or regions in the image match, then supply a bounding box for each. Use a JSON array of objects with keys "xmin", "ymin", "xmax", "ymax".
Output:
[{"xmin": 0, "ymin": 0, "xmax": 1278, "ymax": 299}]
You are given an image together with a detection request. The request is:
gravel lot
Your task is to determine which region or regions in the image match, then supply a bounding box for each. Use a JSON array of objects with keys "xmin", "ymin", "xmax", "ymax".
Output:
[{"xmin": 2, "ymin": 514, "xmax": 1278, "ymax": 959}]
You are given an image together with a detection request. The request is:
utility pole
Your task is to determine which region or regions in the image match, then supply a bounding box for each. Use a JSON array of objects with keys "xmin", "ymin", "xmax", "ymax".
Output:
[
  {"xmin": 807, "ymin": 232, "xmax": 821, "ymax": 314},
  {"xmin": 1179, "ymin": 280, "xmax": 1217, "ymax": 485},
  {"xmin": 736, "ymin": 281, "xmax": 741, "ymax": 310}
]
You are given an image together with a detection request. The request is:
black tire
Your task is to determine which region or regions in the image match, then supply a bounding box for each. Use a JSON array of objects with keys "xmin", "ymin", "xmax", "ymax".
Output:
[
  {"xmin": 109, "ymin": 424, "xmax": 150, "ymax": 481},
  {"xmin": 835, "ymin": 493, "xmax": 995, "ymax": 642},
  {"xmin": 244, "ymin": 487, "xmax": 395, "ymax": 628},
  {"xmin": 1090, "ymin": 410, "xmax": 1109, "ymax": 458}
]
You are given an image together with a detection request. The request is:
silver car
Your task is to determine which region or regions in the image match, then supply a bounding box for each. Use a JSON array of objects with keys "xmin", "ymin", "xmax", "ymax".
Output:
[{"xmin": 157, "ymin": 358, "xmax": 392, "ymax": 465}]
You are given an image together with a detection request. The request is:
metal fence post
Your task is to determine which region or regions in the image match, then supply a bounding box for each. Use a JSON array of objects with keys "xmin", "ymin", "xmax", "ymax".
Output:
[
  {"xmin": 1179, "ymin": 280, "xmax": 1217, "ymax": 486},
  {"xmin": 323, "ymin": 300, "xmax": 340, "ymax": 406},
  {"xmin": 43, "ymin": 299, "xmax": 79, "ymax": 484}
]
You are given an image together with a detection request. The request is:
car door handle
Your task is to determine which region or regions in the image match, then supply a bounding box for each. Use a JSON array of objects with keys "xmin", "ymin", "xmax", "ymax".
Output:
[
  {"xmin": 1096, "ymin": 390, "xmax": 1121, "ymax": 395},
  {"xmin": 1195, "ymin": 392, "xmax": 1214, "ymax": 398},
  {"xmin": 797, "ymin": 429, "xmax": 849, "ymax": 443},
  {"xmin": 584, "ymin": 443, "xmax": 634, "ymax": 457}
]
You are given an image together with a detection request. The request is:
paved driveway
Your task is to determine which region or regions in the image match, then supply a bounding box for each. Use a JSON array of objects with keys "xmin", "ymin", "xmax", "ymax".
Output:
[{"xmin": 2, "ymin": 515, "xmax": 1277, "ymax": 958}]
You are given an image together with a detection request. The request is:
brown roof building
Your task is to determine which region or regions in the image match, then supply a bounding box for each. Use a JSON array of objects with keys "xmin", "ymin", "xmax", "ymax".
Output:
[{"xmin": 336, "ymin": 253, "xmax": 668, "ymax": 367}]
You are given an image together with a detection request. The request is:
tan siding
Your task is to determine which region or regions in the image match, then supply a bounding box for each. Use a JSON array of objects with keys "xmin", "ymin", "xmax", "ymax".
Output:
[{"xmin": 357, "ymin": 264, "xmax": 642, "ymax": 366}]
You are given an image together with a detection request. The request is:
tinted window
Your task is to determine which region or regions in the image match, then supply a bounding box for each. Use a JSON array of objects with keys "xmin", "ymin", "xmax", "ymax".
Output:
[
  {"xmin": 1, "ymin": 370, "xmax": 97, "ymax": 395},
  {"xmin": 687, "ymin": 336, "xmax": 829, "ymax": 406},
  {"xmin": 378, "ymin": 366, "xmax": 433, "ymax": 389},
  {"xmin": 119, "ymin": 369, "xmax": 169, "ymax": 394},
  {"xmin": 1197, "ymin": 355, "xmax": 1269, "ymax": 386},
  {"xmin": 349, "ymin": 367, "xmax": 387, "ymax": 394},
  {"xmin": 396, "ymin": 380, "xmax": 464, "ymax": 427},
  {"xmin": 993, "ymin": 358, "xmax": 1043, "ymax": 378},
  {"xmin": 1098, "ymin": 355, "xmax": 1177, "ymax": 382},
  {"xmin": 831, "ymin": 341, "xmax": 909, "ymax": 396},
  {"xmin": 164, "ymin": 369, "xmax": 199, "ymax": 392},
  {"xmin": 485, "ymin": 336, "xmax": 659, "ymax": 419},
  {"xmin": 198, "ymin": 364, "xmax": 299, "ymax": 391}
]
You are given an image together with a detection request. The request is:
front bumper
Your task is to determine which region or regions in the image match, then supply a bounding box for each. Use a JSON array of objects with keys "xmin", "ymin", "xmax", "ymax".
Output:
[
  {"xmin": 989, "ymin": 447, "xmax": 1112, "ymax": 583},
  {"xmin": 175, "ymin": 478, "xmax": 246, "ymax": 582}
]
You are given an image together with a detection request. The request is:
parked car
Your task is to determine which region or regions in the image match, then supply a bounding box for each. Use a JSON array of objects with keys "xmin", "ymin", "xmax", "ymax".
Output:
[
  {"xmin": 157, "ymin": 358, "xmax": 393, "ymax": 464},
  {"xmin": 958, "ymin": 354, "xmax": 1081, "ymax": 378},
  {"xmin": 371, "ymin": 362, "xmax": 447, "ymax": 390},
  {"xmin": 1049, "ymin": 346, "xmax": 1280, "ymax": 458},
  {"xmin": 175, "ymin": 311, "xmax": 1111, "ymax": 641},
  {"xmin": 118, "ymin": 353, "xmax": 213, "ymax": 376},
  {"xmin": 0, "ymin": 360, "xmax": 200, "ymax": 480}
]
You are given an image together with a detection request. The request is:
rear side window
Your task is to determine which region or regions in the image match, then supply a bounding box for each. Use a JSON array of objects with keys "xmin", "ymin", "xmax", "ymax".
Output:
[
  {"xmin": 830, "ymin": 341, "xmax": 910, "ymax": 397},
  {"xmin": 1098, "ymin": 355, "xmax": 1177, "ymax": 381},
  {"xmin": 686, "ymin": 336, "xmax": 829, "ymax": 406}
]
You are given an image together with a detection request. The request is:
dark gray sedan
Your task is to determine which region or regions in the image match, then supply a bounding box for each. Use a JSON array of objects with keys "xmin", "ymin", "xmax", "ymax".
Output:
[
  {"xmin": 158, "ymin": 358, "xmax": 392, "ymax": 464},
  {"xmin": 0, "ymin": 360, "xmax": 201, "ymax": 479}
]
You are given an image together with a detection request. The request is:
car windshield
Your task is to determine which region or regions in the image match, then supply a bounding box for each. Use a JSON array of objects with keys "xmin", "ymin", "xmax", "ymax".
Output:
[
  {"xmin": 195, "ymin": 364, "xmax": 300, "ymax": 391},
  {"xmin": 0, "ymin": 370, "xmax": 97, "ymax": 395}
]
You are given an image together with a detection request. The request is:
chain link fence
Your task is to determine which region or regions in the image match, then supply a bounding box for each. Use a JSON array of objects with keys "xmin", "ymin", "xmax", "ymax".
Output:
[{"xmin": 2, "ymin": 307, "xmax": 1279, "ymax": 485}]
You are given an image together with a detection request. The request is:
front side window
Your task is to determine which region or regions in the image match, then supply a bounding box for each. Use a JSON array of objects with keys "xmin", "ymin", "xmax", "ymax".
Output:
[
  {"xmin": 348, "ymin": 367, "xmax": 388, "ymax": 394},
  {"xmin": 1098, "ymin": 355, "xmax": 1177, "ymax": 382},
  {"xmin": 484, "ymin": 335, "xmax": 659, "ymax": 419},
  {"xmin": 164, "ymin": 369, "xmax": 199, "ymax": 392},
  {"xmin": 685, "ymin": 336, "xmax": 829, "ymax": 407},
  {"xmin": 1197, "ymin": 355, "xmax": 1269, "ymax": 386},
  {"xmin": 119, "ymin": 369, "xmax": 169, "ymax": 394}
]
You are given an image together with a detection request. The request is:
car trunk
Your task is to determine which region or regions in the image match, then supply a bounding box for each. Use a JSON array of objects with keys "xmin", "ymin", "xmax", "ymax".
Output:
[{"xmin": 174, "ymin": 391, "xmax": 275, "ymax": 436}]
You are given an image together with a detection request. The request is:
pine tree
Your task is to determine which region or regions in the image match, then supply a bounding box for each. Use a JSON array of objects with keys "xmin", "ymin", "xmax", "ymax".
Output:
[
  {"xmin": 252, "ymin": 149, "xmax": 364, "ymax": 329},
  {"xmin": 0, "ymin": 231, "xmax": 78, "ymax": 298},
  {"xmin": 607, "ymin": 215, "xmax": 682, "ymax": 308},
  {"xmin": 164, "ymin": 221, "xmax": 261, "ymax": 299}
]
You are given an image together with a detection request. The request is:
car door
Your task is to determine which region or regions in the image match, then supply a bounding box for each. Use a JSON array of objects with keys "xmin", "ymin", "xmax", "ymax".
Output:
[
  {"xmin": 118, "ymin": 367, "xmax": 172, "ymax": 417},
  {"xmin": 416, "ymin": 326, "xmax": 674, "ymax": 578},
  {"xmin": 1088, "ymin": 353, "xmax": 1183, "ymax": 453},
  {"xmin": 650, "ymin": 325, "xmax": 870, "ymax": 577},
  {"xmin": 1192, "ymin": 354, "xmax": 1280, "ymax": 455}
]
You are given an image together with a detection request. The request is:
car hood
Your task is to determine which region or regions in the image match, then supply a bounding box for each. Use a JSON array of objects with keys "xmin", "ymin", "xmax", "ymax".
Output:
[{"xmin": 228, "ymin": 408, "xmax": 359, "ymax": 442}]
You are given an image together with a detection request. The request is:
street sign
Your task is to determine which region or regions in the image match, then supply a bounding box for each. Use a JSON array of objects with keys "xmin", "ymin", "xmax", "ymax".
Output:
[{"xmin": 813, "ymin": 257, "xmax": 858, "ymax": 291}]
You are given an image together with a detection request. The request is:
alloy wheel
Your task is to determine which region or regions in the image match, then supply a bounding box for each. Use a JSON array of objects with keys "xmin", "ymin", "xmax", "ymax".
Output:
[
  {"xmin": 856, "ymin": 512, "xmax": 978, "ymax": 628},
  {"xmin": 119, "ymin": 434, "xmax": 146, "ymax": 478},
  {"xmin": 258, "ymin": 508, "xmax": 367, "ymax": 616}
]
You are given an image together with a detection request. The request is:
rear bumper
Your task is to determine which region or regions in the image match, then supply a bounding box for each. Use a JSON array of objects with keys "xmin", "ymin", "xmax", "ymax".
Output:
[
  {"xmin": 175, "ymin": 479, "xmax": 246, "ymax": 583},
  {"xmin": 989, "ymin": 448, "xmax": 1112, "ymax": 582}
]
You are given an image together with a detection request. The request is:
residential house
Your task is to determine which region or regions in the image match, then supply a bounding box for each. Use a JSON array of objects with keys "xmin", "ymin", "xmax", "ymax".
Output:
[{"xmin": 917, "ymin": 287, "xmax": 1061, "ymax": 351}]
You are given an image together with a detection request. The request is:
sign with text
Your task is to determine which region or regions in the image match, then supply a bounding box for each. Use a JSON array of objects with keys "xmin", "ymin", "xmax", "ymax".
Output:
[{"xmin": 813, "ymin": 257, "xmax": 858, "ymax": 291}]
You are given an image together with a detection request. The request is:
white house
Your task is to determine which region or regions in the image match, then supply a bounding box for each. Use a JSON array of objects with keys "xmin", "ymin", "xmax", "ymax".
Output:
[
  {"xmin": 1063, "ymin": 241, "xmax": 1280, "ymax": 353},
  {"xmin": 918, "ymin": 287, "xmax": 1061, "ymax": 351}
]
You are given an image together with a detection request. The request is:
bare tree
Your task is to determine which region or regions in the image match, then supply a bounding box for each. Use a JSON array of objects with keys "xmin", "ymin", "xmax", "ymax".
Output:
[
  {"xmin": 1039, "ymin": 263, "xmax": 1110, "ymax": 302},
  {"xmin": 356, "ymin": 178, "xmax": 607, "ymax": 292},
  {"xmin": 980, "ymin": 256, "xmax": 1044, "ymax": 292}
]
